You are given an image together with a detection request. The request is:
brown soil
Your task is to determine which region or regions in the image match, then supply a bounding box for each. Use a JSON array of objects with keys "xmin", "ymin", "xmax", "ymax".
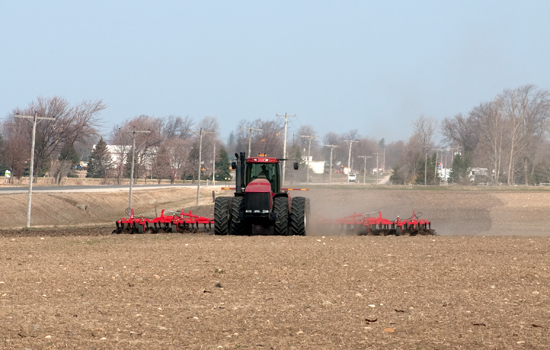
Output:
[
  {"xmin": 0, "ymin": 187, "xmax": 218, "ymax": 229},
  {"xmin": 301, "ymin": 187, "xmax": 550, "ymax": 236},
  {"xmin": 1, "ymin": 187, "xmax": 550, "ymax": 349},
  {"xmin": 3, "ymin": 186, "xmax": 550, "ymax": 236},
  {"xmin": 1, "ymin": 233, "xmax": 549, "ymax": 349}
]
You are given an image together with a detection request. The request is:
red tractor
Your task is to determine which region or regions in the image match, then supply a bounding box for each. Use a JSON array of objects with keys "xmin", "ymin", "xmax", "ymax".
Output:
[{"xmin": 214, "ymin": 152, "xmax": 310, "ymax": 236}]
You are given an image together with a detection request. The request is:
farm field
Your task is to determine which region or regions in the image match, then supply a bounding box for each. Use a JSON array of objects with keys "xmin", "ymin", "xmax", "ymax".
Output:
[
  {"xmin": 1, "ymin": 232, "xmax": 549, "ymax": 349},
  {"xmin": 1, "ymin": 186, "xmax": 549, "ymax": 349},
  {"xmin": 2, "ymin": 185, "xmax": 550, "ymax": 236}
]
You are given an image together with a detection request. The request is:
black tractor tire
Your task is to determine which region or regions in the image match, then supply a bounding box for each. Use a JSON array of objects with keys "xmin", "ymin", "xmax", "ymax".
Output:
[
  {"xmin": 214, "ymin": 197, "xmax": 232, "ymax": 235},
  {"xmin": 290, "ymin": 197, "xmax": 309, "ymax": 236},
  {"xmin": 273, "ymin": 196, "xmax": 289, "ymax": 236},
  {"xmin": 230, "ymin": 196, "xmax": 247, "ymax": 236}
]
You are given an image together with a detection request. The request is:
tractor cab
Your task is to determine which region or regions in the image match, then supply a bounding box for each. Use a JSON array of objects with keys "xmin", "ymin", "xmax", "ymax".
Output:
[{"xmin": 245, "ymin": 157, "xmax": 281, "ymax": 193}]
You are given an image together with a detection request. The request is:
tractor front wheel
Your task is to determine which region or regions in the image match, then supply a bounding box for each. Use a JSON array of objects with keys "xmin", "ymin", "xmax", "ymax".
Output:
[
  {"xmin": 214, "ymin": 197, "xmax": 232, "ymax": 235},
  {"xmin": 290, "ymin": 197, "xmax": 309, "ymax": 236},
  {"xmin": 273, "ymin": 197, "xmax": 289, "ymax": 236}
]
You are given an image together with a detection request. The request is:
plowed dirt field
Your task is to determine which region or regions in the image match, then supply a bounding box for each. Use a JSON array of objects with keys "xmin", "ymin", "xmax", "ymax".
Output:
[{"xmin": 1, "ymin": 187, "xmax": 549, "ymax": 349}]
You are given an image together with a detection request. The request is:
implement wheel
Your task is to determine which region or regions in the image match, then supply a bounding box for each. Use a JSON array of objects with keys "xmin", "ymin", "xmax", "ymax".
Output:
[
  {"xmin": 230, "ymin": 196, "xmax": 247, "ymax": 236},
  {"xmin": 214, "ymin": 197, "xmax": 232, "ymax": 235},
  {"xmin": 290, "ymin": 197, "xmax": 309, "ymax": 236},
  {"xmin": 137, "ymin": 224, "xmax": 144, "ymax": 234},
  {"xmin": 395, "ymin": 226, "xmax": 402, "ymax": 236},
  {"xmin": 273, "ymin": 196, "xmax": 289, "ymax": 236}
]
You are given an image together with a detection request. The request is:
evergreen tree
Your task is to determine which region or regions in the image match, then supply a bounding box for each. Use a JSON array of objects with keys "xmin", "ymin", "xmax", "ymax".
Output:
[
  {"xmin": 87, "ymin": 137, "xmax": 112, "ymax": 178},
  {"xmin": 415, "ymin": 152, "xmax": 437, "ymax": 185},
  {"xmin": 58, "ymin": 143, "xmax": 80, "ymax": 166},
  {"xmin": 390, "ymin": 165, "xmax": 405, "ymax": 184},
  {"xmin": 55, "ymin": 143, "xmax": 81, "ymax": 182},
  {"xmin": 215, "ymin": 147, "xmax": 231, "ymax": 181},
  {"xmin": 449, "ymin": 154, "xmax": 470, "ymax": 184}
]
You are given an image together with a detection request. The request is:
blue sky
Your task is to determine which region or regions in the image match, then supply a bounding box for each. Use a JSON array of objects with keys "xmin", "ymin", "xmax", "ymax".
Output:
[{"xmin": 1, "ymin": 1, "xmax": 549, "ymax": 143}]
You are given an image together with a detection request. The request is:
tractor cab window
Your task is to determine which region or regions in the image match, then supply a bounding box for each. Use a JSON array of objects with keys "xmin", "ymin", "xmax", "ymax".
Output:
[{"xmin": 246, "ymin": 162, "xmax": 280, "ymax": 193}]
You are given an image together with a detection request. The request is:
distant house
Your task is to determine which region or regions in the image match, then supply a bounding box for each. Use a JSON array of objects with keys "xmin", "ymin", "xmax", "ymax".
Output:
[
  {"xmin": 302, "ymin": 156, "xmax": 325, "ymax": 174},
  {"xmin": 91, "ymin": 144, "xmax": 157, "ymax": 170},
  {"xmin": 469, "ymin": 167, "xmax": 488, "ymax": 182}
]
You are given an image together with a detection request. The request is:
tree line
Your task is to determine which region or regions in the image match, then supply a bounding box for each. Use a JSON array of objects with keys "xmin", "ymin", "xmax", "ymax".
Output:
[
  {"xmin": 3, "ymin": 85, "xmax": 550, "ymax": 186},
  {"xmin": 0, "ymin": 97, "xmax": 231, "ymax": 184},
  {"xmin": 391, "ymin": 84, "xmax": 550, "ymax": 185}
]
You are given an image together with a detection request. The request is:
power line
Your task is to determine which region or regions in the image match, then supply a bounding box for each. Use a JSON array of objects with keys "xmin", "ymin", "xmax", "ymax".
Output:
[
  {"xmin": 192, "ymin": 128, "xmax": 215, "ymax": 206},
  {"xmin": 240, "ymin": 127, "xmax": 263, "ymax": 156},
  {"xmin": 121, "ymin": 126, "xmax": 151, "ymax": 211},
  {"xmin": 15, "ymin": 112, "xmax": 56, "ymax": 228},
  {"xmin": 358, "ymin": 155, "xmax": 372, "ymax": 184},
  {"xmin": 343, "ymin": 139, "xmax": 359, "ymax": 184},
  {"xmin": 276, "ymin": 113, "xmax": 296, "ymax": 185},
  {"xmin": 324, "ymin": 144, "xmax": 339, "ymax": 184},
  {"xmin": 300, "ymin": 134, "xmax": 318, "ymax": 185}
]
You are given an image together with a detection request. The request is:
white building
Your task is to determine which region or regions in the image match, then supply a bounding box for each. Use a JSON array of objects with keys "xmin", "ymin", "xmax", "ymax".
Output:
[
  {"xmin": 302, "ymin": 156, "xmax": 325, "ymax": 174},
  {"xmin": 92, "ymin": 144, "xmax": 157, "ymax": 170}
]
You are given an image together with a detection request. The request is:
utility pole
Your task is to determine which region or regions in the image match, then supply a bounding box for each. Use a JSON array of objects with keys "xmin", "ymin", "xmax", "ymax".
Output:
[
  {"xmin": 16, "ymin": 112, "xmax": 55, "ymax": 228},
  {"xmin": 301, "ymin": 135, "xmax": 317, "ymax": 185},
  {"xmin": 240, "ymin": 127, "xmax": 263, "ymax": 157},
  {"xmin": 425, "ymin": 152, "xmax": 428, "ymax": 186},
  {"xmin": 195, "ymin": 129, "xmax": 215, "ymax": 206},
  {"xmin": 212, "ymin": 142, "xmax": 216, "ymax": 187},
  {"xmin": 358, "ymin": 155, "xmax": 372, "ymax": 184},
  {"xmin": 276, "ymin": 113, "xmax": 296, "ymax": 185},
  {"xmin": 323, "ymin": 144, "xmax": 339, "ymax": 184},
  {"xmin": 344, "ymin": 140, "xmax": 358, "ymax": 184},
  {"xmin": 433, "ymin": 148, "xmax": 444, "ymax": 185},
  {"xmin": 444, "ymin": 148, "xmax": 448, "ymax": 184},
  {"xmin": 123, "ymin": 126, "xmax": 151, "ymax": 212},
  {"xmin": 383, "ymin": 147, "xmax": 386, "ymax": 173},
  {"xmin": 373, "ymin": 153, "xmax": 380, "ymax": 185}
]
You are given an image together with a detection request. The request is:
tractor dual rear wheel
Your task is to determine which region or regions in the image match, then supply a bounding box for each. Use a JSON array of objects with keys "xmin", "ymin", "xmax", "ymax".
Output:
[
  {"xmin": 290, "ymin": 197, "xmax": 309, "ymax": 236},
  {"xmin": 230, "ymin": 196, "xmax": 247, "ymax": 235},
  {"xmin": 273, "ymin": 196, "xmax": 289, "ymax": 236},
  {"xmin": 214, "ymin": 197, "xmax": 233, "ymax": 235}
]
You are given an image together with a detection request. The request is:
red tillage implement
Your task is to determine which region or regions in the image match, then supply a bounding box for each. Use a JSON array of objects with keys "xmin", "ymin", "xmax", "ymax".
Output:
[
  {"xmin": 113, "ymin": 209, "xmax": 214, "ymax": 234},
  {"xmin": 318, "ymin": 210, "xmax": 435, "ymax": 236}
]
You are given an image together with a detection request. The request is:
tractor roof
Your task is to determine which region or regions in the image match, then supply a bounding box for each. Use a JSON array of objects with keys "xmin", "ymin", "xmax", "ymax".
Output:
[{"xmin": 247, "ymin": 157, "xmax": 279, "ymax": 164}]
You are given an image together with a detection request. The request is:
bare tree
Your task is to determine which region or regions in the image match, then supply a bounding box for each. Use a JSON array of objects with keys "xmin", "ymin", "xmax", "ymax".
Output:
[
  {"xmin": 110, "ymin": 115, "xmax": 164, "ymax": 181},
  {"xmin": 253, "ymin": 120, "xmax": 284, "ymax": 157},
  {"xmin": 413, "ymin": 115, "xmax": 438, "ymax": 151},
  {"xmin": 164, "ymin": 138, "xmax": 190, "ymax": 183},
  {"xmin": 152, "ymin": 146, "xmax": 171, "ymax": 184},
  {"xmin": 1, "ymin": 120, "xmax": 27, "ymax": 181},
  {"xmin": 470, "ymin": 101, "xmax": 505, "ymax": 184},
  {"xmin": 163, "ymin": 115, "xmax": 194, "ymax": 139},
  {"xmin": 8, "ymin": 96, "xmax": 105, "ymax": 183},
  {"xmin": 397, "ymin": 115, "xmax": 438, "ymax": 183},
  {"xmin": 441, "ymin": 113, "xmax": 479, "ymax": 155},
  {"xmin": 497, "ymin": 85, "xmax": 550, "ymax": 184}
]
